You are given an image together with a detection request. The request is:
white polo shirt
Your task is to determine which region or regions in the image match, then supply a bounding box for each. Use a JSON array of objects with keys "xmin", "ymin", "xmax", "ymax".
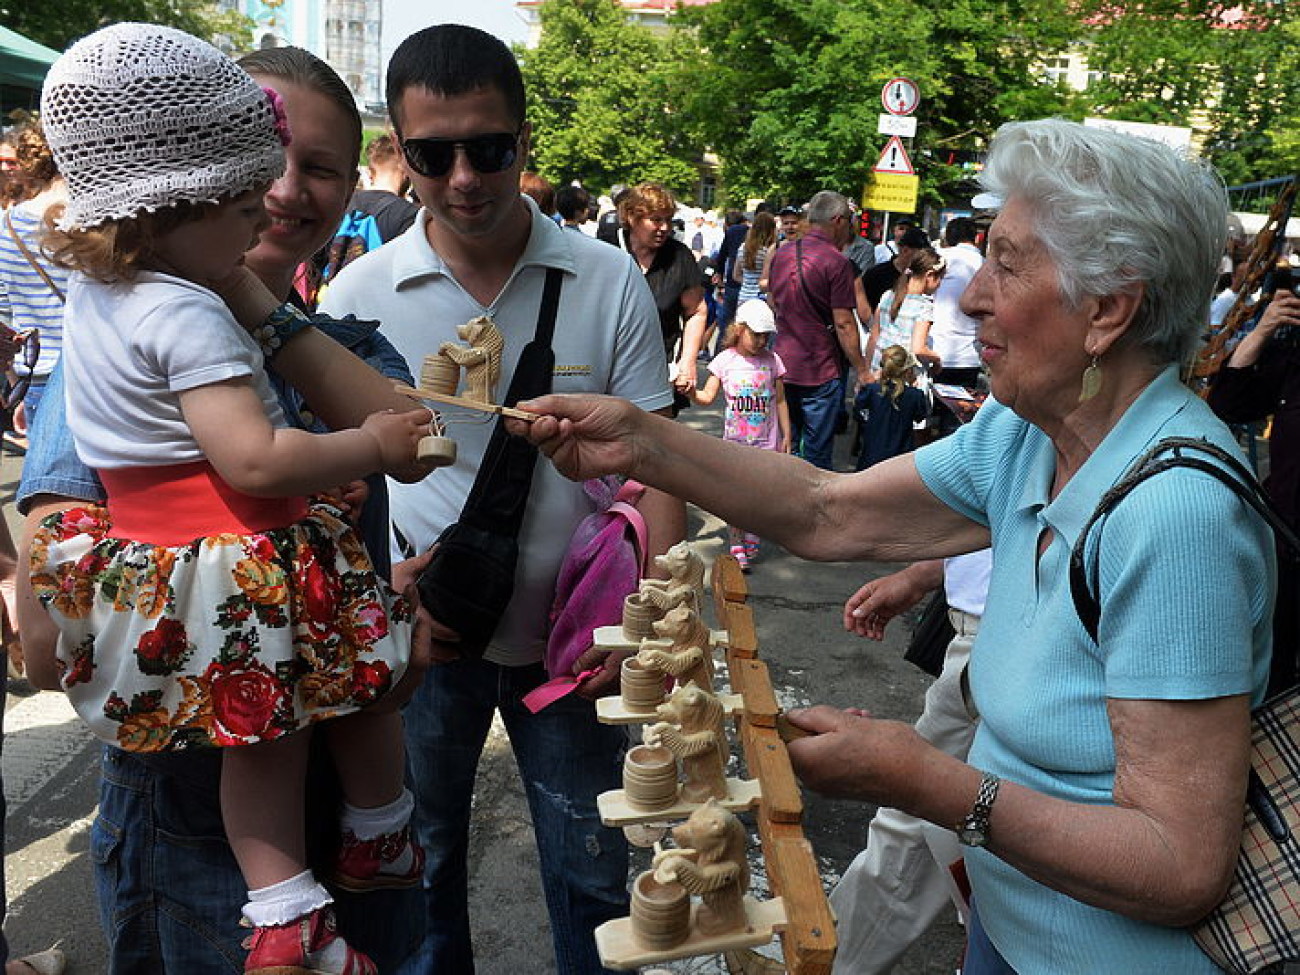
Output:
[{"xmin": 322, "ymin": 196, "xmax": 672, "ymax": 665}]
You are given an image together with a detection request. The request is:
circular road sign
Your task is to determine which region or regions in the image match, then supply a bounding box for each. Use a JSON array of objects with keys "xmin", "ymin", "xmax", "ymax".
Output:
[{"xmin": 881, "ymin": 77, "xmax": 920, "ymax": 116}]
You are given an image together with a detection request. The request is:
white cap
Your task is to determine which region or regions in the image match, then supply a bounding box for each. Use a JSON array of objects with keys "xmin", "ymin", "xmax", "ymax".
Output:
[
  {"xmin": 736, "ymin": 299, "xmax": 776, "ymax": 333},
  {"xmin": 42, "ymin": 23, "xmax": 286, "ymax": 230}
]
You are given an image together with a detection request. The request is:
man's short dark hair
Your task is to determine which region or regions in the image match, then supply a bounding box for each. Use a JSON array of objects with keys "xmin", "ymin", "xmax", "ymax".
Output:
[
  {"xmin": 556, "ymin": 184, "xmax": 591, "ymax": 221},
  {"xmin": 386, "ymin": 25, "xmax": 526, "ymax": 135},
  {"xmin": 945, "ymin": 216, "xmax": 978, "ymax": 247},
  {"xmin": 898, "ymin": 226, "xmax": 930, "ymax": 249},
  {"xmin": 725, "ymin": 208, "xmax": 746, "ymax": 226}
]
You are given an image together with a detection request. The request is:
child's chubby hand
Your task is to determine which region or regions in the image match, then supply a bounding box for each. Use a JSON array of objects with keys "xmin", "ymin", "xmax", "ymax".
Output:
[{"xmin": 360, "ymin": 407, "xmax": 437, "ymax": 479}]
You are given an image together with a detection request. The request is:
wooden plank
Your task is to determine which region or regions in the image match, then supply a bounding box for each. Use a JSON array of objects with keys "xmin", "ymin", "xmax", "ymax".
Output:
[
  {"xmin": 722, "ymin": 603, "xmax": 759, "ymax": 659},
  {"xmin": 765, "ymin": 833, "xmax": 836, "ymax": 975},
  {"xmin": 597, "ymin": 778, "xmax": 762, "ymax": 826},
  {"xmin": 597, "ymin": 692, "xmax": 744, "ymax": 726},
  {"xmin": 712, "ymin": 552, "xmax": 749, "ymax": 617},
  {"xmin": 394, "ymin": 383, "xmax": 539, "ymax": 421},
  {"xmin": 730, "ymin": 658, "xmax": 778, "ymax": 728},
  {"xmin": 738, "ymin": 721, "xmax": 803, "ymax": 825},
  {"xmin": 595, "ymin": 896, "xmax": 787, "ymax": 971}
]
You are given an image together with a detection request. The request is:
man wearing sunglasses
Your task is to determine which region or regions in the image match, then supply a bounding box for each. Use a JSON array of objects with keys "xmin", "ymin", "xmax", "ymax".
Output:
[{"xmin": 319, "ymin": 24, "xmax": 685, "ymax": 975}]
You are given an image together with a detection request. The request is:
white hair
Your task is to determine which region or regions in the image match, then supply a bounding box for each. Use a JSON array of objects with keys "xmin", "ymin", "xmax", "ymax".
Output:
[{"xmin": 979, "ymin": 119, "xmax": 1228, "ymax": 367}]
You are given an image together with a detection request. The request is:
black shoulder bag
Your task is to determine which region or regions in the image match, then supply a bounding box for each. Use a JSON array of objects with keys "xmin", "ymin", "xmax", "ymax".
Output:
[
  {"xmin": 1069, "ymin": 435, "xmax": 1300, "ymax": 975},
  {"xmin": 415, "ymin": 268, "xmax": 562, "ymax": 657}
]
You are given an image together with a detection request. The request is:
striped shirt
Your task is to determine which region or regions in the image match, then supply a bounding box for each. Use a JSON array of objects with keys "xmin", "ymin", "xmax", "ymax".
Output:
[{"xmin": 0, "ymin": 202, "xmax": 69, "ymax": 379}]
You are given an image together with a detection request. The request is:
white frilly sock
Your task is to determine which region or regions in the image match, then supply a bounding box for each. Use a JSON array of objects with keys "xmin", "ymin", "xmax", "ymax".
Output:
[
  {"xmin": 243, "ymin": 869, "xmax": 333, "ymax": 927},
  {"xmin": 340, "ymin": 787, "xmax": 414, "ymax": 841}
]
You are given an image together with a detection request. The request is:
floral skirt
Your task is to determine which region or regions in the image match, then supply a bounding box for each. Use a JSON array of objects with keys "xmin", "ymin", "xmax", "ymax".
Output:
[{"xmin": 29, "ymin": 502, "xmax": 412, "ymax": 752}]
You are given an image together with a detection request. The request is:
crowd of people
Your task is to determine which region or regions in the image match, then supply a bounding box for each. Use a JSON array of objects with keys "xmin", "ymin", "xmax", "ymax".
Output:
[{"xmin": 0, "ymin": 15, "xmax": 1293, "ymax": 975}]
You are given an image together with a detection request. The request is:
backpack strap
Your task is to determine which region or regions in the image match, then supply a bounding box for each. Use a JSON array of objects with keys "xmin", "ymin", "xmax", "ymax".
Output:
[
  {"xmin": 609, "ymin": 479, "xmax": 649, "ymax": 577},
  {"xmin": 1069, "ymin": 436, "xmax": 1300, "ymax": 644}
]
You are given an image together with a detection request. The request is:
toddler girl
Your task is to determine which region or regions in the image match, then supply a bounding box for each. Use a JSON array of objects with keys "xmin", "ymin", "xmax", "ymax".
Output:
[
  {"xmin": 855, "ymin": 344, "xmax": 931, "ymax": 470},
  {"xmin": 866, "ymin": 247, "xmax": 946, "ymax": 374},
  {"xmin": 694, "ymin": 299, "xmax": 790, "ymax": 570},
  {"xmin": 32, "ymin": 24, "xmax": 431, "ymax": 975}
]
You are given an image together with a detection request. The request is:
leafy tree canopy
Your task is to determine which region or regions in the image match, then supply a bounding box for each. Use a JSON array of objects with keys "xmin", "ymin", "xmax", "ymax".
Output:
[
  {"xmin": 519, "ymin": 0, "xmax": 700, "ymax": 198},
  {"xmin": 1079, "ymin": 0, "xmax": 1299, "ymax": 186},
  {"xmin": 3, "ymin": 0, "xmax": 252, "ymax": 55}
]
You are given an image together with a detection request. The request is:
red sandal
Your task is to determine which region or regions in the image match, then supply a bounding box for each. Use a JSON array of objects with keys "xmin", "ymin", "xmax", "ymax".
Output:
[
  {"xmin": 243, "ymin": 906, "xmax": 375, "ymax": 975},
  {"xmin": 330, "ymin": 825, "xmax": 425, "ymax": 893}
]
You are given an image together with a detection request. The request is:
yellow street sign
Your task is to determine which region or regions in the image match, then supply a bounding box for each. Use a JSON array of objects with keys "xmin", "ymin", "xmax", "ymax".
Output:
[{"xmin": 862, "ymin": 173, "xmax": 919, "ymax": 214}]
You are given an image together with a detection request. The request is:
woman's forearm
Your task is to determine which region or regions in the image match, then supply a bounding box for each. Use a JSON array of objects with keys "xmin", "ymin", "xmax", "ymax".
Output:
[
  {"xmin": 269, "ymin": 328, "xmax": 417, "ymax": 429},
  {"xmin": 614, "ymin": 404, "xmax": 981, "ymax": 561},
  {"xmin": 792, "ymin": 694, "xmax": 1248, "ymax": 926}
]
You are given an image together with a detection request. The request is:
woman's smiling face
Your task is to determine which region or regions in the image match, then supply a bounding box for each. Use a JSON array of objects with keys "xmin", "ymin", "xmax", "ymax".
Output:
[
  {"xmin": 243, "ymin": 77, "xmax": 358, "ymax": 280},
  {"xmin": 960, "ymin": 195, "xmax": 1095, "ymax": 425}
]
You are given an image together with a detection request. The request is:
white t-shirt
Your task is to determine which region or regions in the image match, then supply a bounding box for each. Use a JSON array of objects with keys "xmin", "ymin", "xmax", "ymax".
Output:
[
  {"xmin": 62, "ymin": 272, "xmax": 286, "ymax": 470},
  {"xmin": 943, "ymin": 548, "xmax": 991, "ymax": 617},
  {"xmin": 931, "ymin": 242, "xmax": 984, "ymax": 370},
  {"xmin": 321, "ymin": 196, "xmax": 673, "ymax": 666}
]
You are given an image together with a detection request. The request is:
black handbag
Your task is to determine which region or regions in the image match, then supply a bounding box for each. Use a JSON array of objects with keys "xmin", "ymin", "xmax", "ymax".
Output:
[
  {"xmin": 904, "ymin": 590, "xmax": 956, "ymax": 679},
  {"xmin": 1069, "ymin": 436, "xmax": 1300, "ymax": 975},
  {"xmin": 415, "ymin": 268, "xmax": 562, "ymax": 656}
]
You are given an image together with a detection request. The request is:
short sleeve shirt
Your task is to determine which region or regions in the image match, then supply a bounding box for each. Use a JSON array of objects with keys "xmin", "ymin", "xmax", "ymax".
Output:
[
  {"xmin": 62, "ymin": 273, "xmax": 286, "ymax": 469},
  {"xmin": 624, "ymin": 233, "xmax": 700, "ymax": 356},
  {"xmin": 767, "ymin": 227, "xmax": 856, "ymax": 386},
  {"xmin": 707, "ymin": 348, "xmax": 786, "ymax": 450},
  {"xmin": 913, "ymin": 366, "xmax": 1274, "ymax": 973}
]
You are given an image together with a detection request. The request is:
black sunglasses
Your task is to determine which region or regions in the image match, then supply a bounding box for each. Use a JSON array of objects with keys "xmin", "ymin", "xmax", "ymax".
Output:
[{"xmin": 401, "ymin": 128, "xmax": 522, "ymax": 179}]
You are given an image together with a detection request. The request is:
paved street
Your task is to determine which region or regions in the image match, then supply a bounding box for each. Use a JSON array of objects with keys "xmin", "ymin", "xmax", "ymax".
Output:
[{"xmin": 0, "ymin": 400, "xmax": 966, "ymax": 974}]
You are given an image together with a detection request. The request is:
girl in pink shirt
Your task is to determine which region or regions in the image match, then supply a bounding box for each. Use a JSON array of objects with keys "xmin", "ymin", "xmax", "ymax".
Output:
[{"xmin": 694, "ymin": 299, "xmax": 791, "ymax": 569}]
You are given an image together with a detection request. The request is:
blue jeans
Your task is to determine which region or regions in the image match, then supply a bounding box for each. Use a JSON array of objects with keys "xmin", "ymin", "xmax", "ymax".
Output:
[
  {"xmin": 786, "ymin": 375, "xmax": 845, "ymax": 470},
  {"xmin": 399, "ymin": 657, "xmax": 630, "ymax": 975},
  {"xmin": 964, "ymin": 905, "xmax": 1018, "ymax": 974},
  {"xmin": 93, "ymin": 744, "xmax": 425, "ymax": 974}
]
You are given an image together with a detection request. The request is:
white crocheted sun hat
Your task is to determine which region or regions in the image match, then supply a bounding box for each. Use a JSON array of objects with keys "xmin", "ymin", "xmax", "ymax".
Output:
[{"xmin": 41, "ymin": 23, "xmax": 287, "ymax": 230}]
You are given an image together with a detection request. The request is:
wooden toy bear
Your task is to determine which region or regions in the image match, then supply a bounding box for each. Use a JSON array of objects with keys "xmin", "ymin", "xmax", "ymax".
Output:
[
  {"xmin": 646, "ymin": 683, "xmax": 727, "ymax": 803},
  {"xmin": 637, "ymin": 604, "xmax": 713, "ymax": 691},
  {"xmin": 653, "ymin": 799, "xmax": 749, "ymax": 936}
]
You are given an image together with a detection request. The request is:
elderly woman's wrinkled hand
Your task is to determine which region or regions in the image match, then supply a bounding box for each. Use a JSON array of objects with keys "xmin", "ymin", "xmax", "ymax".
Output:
[
  {"xmin": 508, "ymin": 393, "xmax": 644, "ymax": 482},
  {"xmin": 784, "ymin": 705, "xmax": 927, "ymax": 807}
]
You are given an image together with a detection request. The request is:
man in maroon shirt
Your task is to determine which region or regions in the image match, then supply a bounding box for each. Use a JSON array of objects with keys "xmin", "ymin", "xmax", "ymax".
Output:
[{"xmin": 767, "ymin": 190, "xmax": 869, "ymax": 468}]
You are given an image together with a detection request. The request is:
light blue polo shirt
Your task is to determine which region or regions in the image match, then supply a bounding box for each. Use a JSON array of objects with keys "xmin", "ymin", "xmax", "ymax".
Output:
[{"xmin": 916, "ymin": 365, "xmax": 1274, "ymax": 974}]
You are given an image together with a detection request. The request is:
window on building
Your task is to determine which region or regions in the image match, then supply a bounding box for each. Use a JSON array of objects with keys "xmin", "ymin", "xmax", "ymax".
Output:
[
  {"xmin": 1042, "ymin": 56, "xmax": 1070, "ymax": 86},
  {"xmin": 699, "ymin": 176, "xmax": 716, "ymax": 209}
]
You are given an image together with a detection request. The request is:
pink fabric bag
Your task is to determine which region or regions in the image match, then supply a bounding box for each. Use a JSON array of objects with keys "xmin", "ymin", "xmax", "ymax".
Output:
[
  {"xmin": 545, "ymin": 477, "xmax": 648, "ymax": 681},
  {"xmin": 524, "ymin": 478, "xmax": 648, "ymax": 713}
]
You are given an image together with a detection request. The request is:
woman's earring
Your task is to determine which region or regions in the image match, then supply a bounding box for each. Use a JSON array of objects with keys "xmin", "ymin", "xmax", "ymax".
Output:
[{"xmin": 1079, "ymin": 355, "xmax": 1102, "ymax": 403}]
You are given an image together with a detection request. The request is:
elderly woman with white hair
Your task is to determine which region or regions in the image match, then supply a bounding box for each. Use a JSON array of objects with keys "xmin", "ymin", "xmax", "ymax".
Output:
[{"xmin": 509, "ymin": 118, "xmax": 1274, "ymax": 972}]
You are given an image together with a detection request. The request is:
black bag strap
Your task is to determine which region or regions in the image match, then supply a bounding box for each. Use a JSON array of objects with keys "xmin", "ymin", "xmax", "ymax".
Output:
[
  {"xmin": 457, "ymin": 267, "xmax": 563, "ymax": 537},
  {"xmin": 794, "ymin": 239, "xmax": 835, "ymax": 331},
  {"xmin": 1069, "ymin": 436, "xmax": 1300, "ymax": 645}
]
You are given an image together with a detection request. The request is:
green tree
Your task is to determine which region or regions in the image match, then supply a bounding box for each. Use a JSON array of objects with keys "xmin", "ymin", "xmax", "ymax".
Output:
[
  {"xmin": 3, "ymin": 0, "xmax": 252, "ymax": 55},
  {"xmin": 666, "ymin": 0, "xmax": 1079, "ymax": 209},
  {"xmin": 518, "ymin": 0, "xmax": 700, "ymax": 197},
  {"xmin": 1080, "ymin": 0, "xmax": 1298, "ymax": 185},
  {"xmin": 1265, "ymin": 17, "xmax": 1300, "ymax": 179}
]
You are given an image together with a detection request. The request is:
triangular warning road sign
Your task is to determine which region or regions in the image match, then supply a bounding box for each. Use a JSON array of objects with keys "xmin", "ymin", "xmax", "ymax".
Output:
[{"xmin": 874, "ymin": 135, "xmax": 915, "ymax": 175}]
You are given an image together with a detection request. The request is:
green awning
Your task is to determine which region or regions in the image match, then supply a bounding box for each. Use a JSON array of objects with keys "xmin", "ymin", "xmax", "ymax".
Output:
[{"xmin": 0, "ymin": 26, "xmax": 60, "ymax": 89}]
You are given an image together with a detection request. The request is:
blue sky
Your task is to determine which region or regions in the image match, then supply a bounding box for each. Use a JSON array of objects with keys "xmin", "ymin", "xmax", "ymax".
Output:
[{"xmin": 382, "ymin": 0, "xmax": 530, "ymax": 70}]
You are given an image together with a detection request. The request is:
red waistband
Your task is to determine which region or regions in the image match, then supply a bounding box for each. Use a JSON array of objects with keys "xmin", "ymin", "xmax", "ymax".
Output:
[{"xmin": 100, "ymin": 461, "xmax": 309, "ymax": 547}]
